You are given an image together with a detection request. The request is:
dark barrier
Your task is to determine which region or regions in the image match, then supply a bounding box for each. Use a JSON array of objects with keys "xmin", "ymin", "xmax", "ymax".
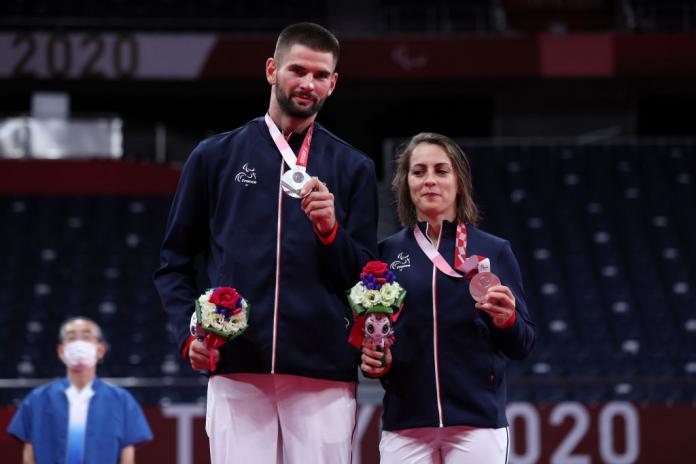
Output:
[
  {"xmin": 0, "ymin": 160, "xmax": 181, "ymax": 194},
  {"xmin": 2, "ymin": 402, "xmax": 695, "ymax": 463},
  {"xmin": 3, "ymin": 32, "xmax": 696, "ymax": 81}
]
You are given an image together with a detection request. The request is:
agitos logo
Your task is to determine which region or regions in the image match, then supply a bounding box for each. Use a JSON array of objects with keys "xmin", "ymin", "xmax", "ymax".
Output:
[
  {"xmin": 390, "ymin": 252, "xmax": 411, "ymax": 271},
  {"xmin": 234, "ymin": 163, "xmax": 257, "ymax": 186}
]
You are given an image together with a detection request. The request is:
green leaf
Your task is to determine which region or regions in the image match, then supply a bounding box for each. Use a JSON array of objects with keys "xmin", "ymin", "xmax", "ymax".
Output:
[
  {"xmin": 393, "ymin": 288, "xmax": 407, "ymax": 309},
  {"xmin": 365, "ymin": 304, "xmax": 393, "ymax": 315},
  {"xmin": 346, "ymin": 290, "xmax": 365, "ymax": 315}
]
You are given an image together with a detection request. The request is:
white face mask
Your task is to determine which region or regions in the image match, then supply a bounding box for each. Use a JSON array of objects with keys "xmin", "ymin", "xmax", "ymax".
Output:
[{"xmin": 63, "ymin": 340, "xmax": 98, "ymax": 371}]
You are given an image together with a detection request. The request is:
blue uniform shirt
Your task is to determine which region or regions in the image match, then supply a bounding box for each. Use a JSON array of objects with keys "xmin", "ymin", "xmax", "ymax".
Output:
[{"xmin": 7, "ymin": 377, "xmax": 153, "ymax": 463}]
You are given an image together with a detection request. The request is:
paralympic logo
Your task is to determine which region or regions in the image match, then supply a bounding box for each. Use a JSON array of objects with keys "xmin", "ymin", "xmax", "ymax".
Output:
[
  {"xmin": 235, "ymin": 163, "xmax": 257, "ymax": 186},
  {"xmin": 390, "ymin": 252, "xmax": 411, "ymax": 271}
]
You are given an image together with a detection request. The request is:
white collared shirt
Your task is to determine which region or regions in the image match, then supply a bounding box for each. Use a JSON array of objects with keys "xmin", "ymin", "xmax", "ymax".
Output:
[{"xmin": 65, "ymin": 382, "xmax": 95, "ymax": 464}]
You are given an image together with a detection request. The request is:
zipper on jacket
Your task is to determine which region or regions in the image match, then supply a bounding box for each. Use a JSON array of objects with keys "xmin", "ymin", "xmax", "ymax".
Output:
[
  {"xmin": 431, "ymin": 225, "xmax": 445, "ymax": 427},
  {"xmin": 271, "ymin": 160, "xmax": 285, "ymax": 373}
]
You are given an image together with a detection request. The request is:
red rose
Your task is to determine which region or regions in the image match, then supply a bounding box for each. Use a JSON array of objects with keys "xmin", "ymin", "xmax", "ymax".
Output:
[
  {"xmin": 209, "ymin": 287, "xmax": 240, "ymax": 309},
  {"xmin": 360, "ymin": 261, "xmax": 389, "ymax": 279}
]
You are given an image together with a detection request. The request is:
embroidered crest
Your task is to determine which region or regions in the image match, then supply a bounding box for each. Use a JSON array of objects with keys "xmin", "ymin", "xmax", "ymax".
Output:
[
  {"xmin": 234, "ymin": 163, "xmax": 257, "ymax": 186},
  {"xmin": 390, "ymin": 252, "xmax": 411, "ymax": 271}
]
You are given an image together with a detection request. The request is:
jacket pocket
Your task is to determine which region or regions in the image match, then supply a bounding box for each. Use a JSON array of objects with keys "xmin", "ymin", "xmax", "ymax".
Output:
[{"xmin": 487, "ymin": 352, "xmax": 505, "ymax": 390}]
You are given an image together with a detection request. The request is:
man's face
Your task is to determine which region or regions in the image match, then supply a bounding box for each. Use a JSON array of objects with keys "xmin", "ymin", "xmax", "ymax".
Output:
[
  {"xmin": 269, "ymin": 44, "xmax": 337, "ymax": 119},
  {"xmin": 57, "ymin": 319, "xmax": 105, "ymax": 369}
]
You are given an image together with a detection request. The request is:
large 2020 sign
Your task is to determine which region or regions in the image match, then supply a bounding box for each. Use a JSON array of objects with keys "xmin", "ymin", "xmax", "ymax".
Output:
[
  {"xmin": 507, "ymin": 402, "xmax": 639, "ymax": 464},
  {"xmin": 146, "ymin": 401, "xmax": 693, "ymax": 464}
]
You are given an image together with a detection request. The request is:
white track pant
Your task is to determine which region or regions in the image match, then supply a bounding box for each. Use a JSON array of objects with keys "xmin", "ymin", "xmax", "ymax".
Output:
[
  {"xmin": 206, "ymin": 373, "xmax": 356, "ymax": 464},
  {"xmin": 379, "ymin": 425, "xmax": 509, "ymax": 464}
]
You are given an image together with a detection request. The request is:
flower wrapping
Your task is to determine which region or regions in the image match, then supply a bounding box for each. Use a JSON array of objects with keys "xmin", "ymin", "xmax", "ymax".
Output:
[
  {"xmin": 346, "ymin": 261, "xmax": 406, "ymax": 349},
  {"xmin": 192, "ymin": 287, "xmax": 250, "ymax": 371}
]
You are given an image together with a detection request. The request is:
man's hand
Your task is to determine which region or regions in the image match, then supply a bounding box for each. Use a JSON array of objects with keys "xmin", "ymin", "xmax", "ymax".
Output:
[
  {"xmin": 188, "ymin": 339, "xmax": 220, "ymax": 371},
  {"xmin": 360, "ymin": 344, "xmax": 392, "ymax": 378},
  {"xmin": 22, "ymin": 443, "xmax": 35, "ymax": 464},
  {"xmin": 119, "ymin": 445, "xmax": 135, "ymax": 464},
  {"xmin": 300, "ymin": 177, "xmax": 336, "ymax": 235}
]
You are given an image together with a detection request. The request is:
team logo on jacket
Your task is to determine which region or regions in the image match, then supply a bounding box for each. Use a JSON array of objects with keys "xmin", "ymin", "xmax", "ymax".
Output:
[
  {"xmin": 390, "ymin": 252, "xmax": 411, "ymax": 271},
  {"xmin": 235, "ymin": 163, "xmax": 257, "ymax": 186}
]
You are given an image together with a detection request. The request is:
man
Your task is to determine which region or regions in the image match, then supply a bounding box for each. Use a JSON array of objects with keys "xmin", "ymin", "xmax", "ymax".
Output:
[
  {"xmin": 7, "ymin": 317, "xmax": 153, "ymax": 464},
  {"xmin": 154, "ymin": 22, "xmax": 378, "ymax": 463}
]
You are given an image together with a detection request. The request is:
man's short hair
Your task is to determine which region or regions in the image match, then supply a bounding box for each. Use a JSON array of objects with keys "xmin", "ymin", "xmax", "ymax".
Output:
[
  {"xmin": 59, "ymin": 317, "xmax": 104, "ymax": 343},
  {"xmin": 274, "ymin": 22, "xmax": 340, "ymax": 65}
]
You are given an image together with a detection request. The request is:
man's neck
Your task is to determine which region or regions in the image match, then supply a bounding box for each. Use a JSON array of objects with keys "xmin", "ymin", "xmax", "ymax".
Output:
[
  {"xmin": 267, "ymin": 105, "xmax": 315, "ymax": 138},
  {"xmin": 67, "ymin": 368, "xmax": 96, "ymax": 391}
]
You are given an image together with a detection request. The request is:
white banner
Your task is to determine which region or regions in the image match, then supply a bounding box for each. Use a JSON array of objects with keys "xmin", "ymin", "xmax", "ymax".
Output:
[
  {"xmin": 0, "ymin": 117, "xmax": 122, "ymax": 158},
  {"xmin": 0, "ymin": 32, "xmax": 216, "ymax": 80}
]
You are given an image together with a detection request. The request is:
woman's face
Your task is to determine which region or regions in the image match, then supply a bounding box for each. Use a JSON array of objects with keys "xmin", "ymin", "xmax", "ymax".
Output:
[{"xmin": 408, "ymin": 143, "xmax": 458, "ymax": 222}]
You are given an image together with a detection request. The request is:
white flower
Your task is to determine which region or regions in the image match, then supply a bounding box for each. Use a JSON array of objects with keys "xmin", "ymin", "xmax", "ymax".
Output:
[
  {"xmin": 349, "ymin": 283, "xmax": 367, "ymax": 305},
  {"xmin": 229, "ymin": 306, "xmax": 248, "ymax": 329},
  {"xmin": 200, "ymin": 298, "xmax": 217, "ymax": 326},
  {"xmin": 363, "ymin": 290, "xmax": 381, "ymax": 308},
  {"xmin": 199, "ymin": 289, "xmax": 216, "ymax": 312},
  {"xmin": 380, "ymin": 283, "xmax": 398, "ymax": 306}
]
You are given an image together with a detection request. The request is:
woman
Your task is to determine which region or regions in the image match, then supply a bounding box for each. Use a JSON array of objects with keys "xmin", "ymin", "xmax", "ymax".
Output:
[{"xmin": 362, "ymin": 133, "xmax": 535, "ymax": 463}]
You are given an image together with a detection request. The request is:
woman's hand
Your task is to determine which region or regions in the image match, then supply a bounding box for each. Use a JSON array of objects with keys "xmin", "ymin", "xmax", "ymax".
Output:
[
  {"xmin": 360, "ymin": 344, "xmax": 392, "ymax": 378},
  {"xmin": 476, "ymin": 284, "xmax": 516, "ymax": 328}
]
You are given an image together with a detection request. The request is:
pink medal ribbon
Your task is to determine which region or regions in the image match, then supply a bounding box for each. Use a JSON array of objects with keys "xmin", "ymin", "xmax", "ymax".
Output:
[
  {"xmin": 264, "ymin": 114, "xmax": 314, "ymax": 198},
  {"xmin": 413, "ymin": 222, "xmax": 490, "ymax": 279}
]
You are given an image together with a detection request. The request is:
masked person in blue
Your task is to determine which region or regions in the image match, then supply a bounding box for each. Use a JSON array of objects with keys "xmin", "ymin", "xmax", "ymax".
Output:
[{"xmin": 7, "ymin": 317, "xmax": 153, "ymax": 464}]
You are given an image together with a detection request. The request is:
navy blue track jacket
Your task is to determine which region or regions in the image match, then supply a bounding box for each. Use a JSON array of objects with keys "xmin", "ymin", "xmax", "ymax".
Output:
[
  {"xmin": 378, "ymin": 221, "xmax": 535, "ymax": 430},
  {"xmin": 154, "ymin": 117, "xmax": 378, "ymax": 382}
]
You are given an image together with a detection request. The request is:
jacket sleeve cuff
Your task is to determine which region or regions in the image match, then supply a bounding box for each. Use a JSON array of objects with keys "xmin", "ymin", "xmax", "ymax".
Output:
[
  {"xmin": 496, "ymin": 310, "xmax": 517, "ymax": 330},
  {"xmin": 314, "ymin": 221, "xmax": 338, "ymax": 245},
  {"xmin": 181, "ymin": 335, "xmax": 195, "ymax": 359}
]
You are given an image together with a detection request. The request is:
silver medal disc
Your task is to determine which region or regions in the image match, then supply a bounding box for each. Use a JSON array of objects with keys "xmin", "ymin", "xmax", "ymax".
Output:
[{"xmin": 281, "ymin": 168, "xmax": 311, "ymax": 198}]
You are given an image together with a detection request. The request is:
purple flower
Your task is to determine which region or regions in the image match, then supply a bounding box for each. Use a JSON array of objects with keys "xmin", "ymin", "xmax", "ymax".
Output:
[
  {"xmin": 215, "ymin": 306, "xmax": 232, "ymax": 321},
  {"xmin": 362, "ymin": 274, "xmax": 378, "ymax": 289}
]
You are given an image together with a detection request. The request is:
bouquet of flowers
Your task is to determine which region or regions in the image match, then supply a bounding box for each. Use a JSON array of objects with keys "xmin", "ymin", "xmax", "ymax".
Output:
[
  {"xmin": 190, "ymin": 287, "xmax": 250, "ymax": 371},
  {"xmin": 347, "ymin": 261, "xmax": 406, "ymax": 351}
]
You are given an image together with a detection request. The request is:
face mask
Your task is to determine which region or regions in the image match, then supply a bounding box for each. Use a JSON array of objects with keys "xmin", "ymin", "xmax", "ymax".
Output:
[{"xmin": 63, "ymin": 340, "xmax": 98, "ymax": 371}]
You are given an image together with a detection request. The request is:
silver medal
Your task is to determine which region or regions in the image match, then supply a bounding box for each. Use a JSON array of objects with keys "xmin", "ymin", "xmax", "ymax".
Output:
[{"xmin": 281, "ymin": 168, "xmax": 311, "ymax": 198}]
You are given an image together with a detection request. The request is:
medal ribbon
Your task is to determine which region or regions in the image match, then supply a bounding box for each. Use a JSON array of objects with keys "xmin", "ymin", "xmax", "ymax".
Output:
[
  {"xmin": 413, "ymin": 222, "xmax": 490, "ymax": 279},
  {"xmin": 264, "ymin": 113, "xmax": 314, "ymax": 171}
]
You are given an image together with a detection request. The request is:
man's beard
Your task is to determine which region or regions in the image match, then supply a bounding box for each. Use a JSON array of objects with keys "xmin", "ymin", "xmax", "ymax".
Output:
[{"xmin": 276, "ymin": 85, "xmax": 326, "ymax": 119}]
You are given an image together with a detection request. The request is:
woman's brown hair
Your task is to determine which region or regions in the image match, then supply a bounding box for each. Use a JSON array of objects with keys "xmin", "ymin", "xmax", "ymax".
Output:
[{"xmin": 392, "ymin": 132, "xmax": 480, "ymax": 228}]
